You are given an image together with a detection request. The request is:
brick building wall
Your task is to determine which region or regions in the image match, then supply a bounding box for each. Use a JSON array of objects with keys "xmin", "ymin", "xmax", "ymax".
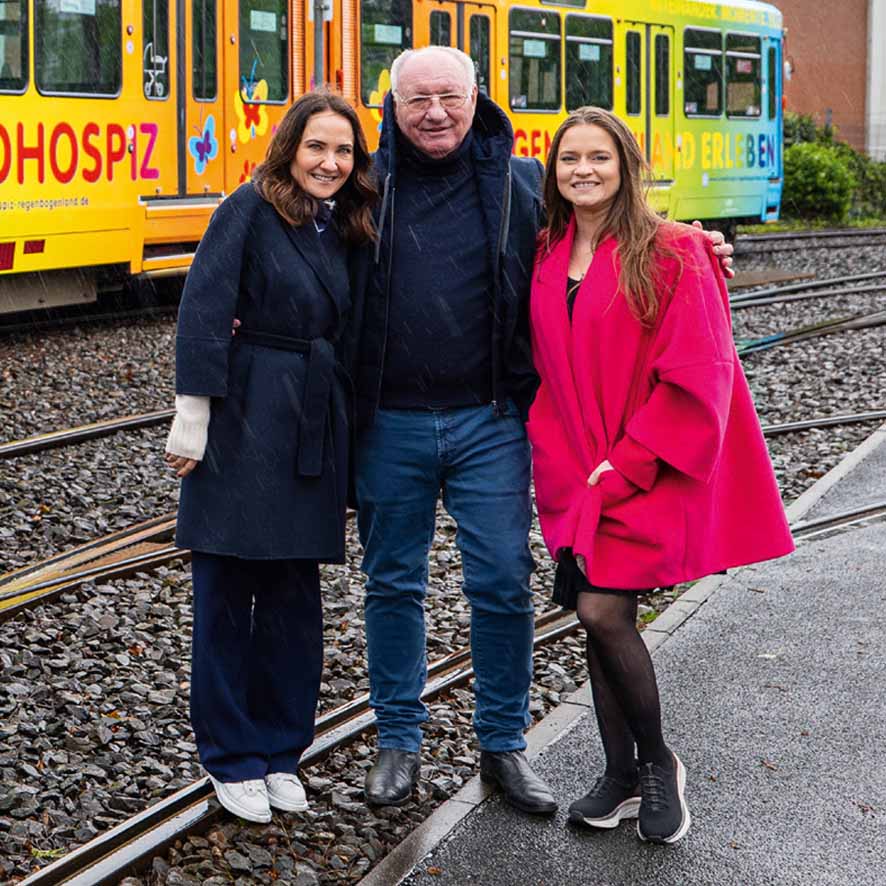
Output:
[{"xmin": 777, "ymin": 0, "xmax": 870, "ymax": 151}]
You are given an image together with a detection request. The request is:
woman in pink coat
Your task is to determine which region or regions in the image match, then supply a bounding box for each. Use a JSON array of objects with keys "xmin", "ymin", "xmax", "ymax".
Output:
[{"xmin": 528, "ymin": 107, "xmax": 793, "ymax": 845}]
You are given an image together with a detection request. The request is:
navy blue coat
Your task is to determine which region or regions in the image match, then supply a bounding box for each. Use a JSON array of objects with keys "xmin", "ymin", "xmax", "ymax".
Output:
[
  {"xmin": 175, "ymin": 182, "xmax": 351, "ymax": 561},
  {"xmin": 345, "ymin": 91, "xmax": 545, "ymax": 430}
]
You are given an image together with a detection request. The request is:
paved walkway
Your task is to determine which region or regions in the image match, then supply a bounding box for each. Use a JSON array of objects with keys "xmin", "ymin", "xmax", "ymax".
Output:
[{"xmin": 361, "ymin": 427, "xmax": 886, "ymax": 886}]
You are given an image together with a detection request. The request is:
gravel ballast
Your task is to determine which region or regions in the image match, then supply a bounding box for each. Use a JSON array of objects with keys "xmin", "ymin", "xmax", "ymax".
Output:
[{"xmin": 0, "ymin": 237, "xmax": 884, "ymax": 884}]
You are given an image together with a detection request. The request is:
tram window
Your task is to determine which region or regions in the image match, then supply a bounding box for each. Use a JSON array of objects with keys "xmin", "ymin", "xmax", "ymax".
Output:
[
  {"xmin": 625, "ymin": 31, "xmax": 640, "ymax": 116},
  {"xmin": 655, "ymin": 34, "xmax": 669, "ymax": 117},
  {"xmin": 239, "ymin": 0, "xmax": 288, "ymax": 103},
  {"xmin": 430, "ymin": 10, "xmax": 451, "ymax": 46},
  {"xmin": 725, "ymin": 33, "xmax": 761, "ymax": 118},
  {"xmin": 470, "ymin": 15, "xmax": 490, "ymax": 96},
  {"xmin": 565, "ymin": 15, "xmax": 612, "ymax": 111},
  {"xmin": 193, "ymin": 0, "xmax": 217, "ymax": 100},
  {"xmin": 361, "ymin": 0, "xmax": 411, "ymax": 106},
  {"xmin": 509, "ymin": 8, "xmax": 561, "ymax": 112},
  {"xmin": 143, "ymin": 0, "xmax": 169, "ymax": 99},
  {"xmin": 767, "ymin": 45, "xmax": 777, "ymax": 119},
  {"xmin": 36, "ymin": 0, "xmax": 121, "ymax": 96},
  {"xmin": 683, "ymin": 28, "xmax": 721, "ymax": 117},
  {"xmin": 0, "ymin": 0, "xmax": 27, "ymax": 92}
]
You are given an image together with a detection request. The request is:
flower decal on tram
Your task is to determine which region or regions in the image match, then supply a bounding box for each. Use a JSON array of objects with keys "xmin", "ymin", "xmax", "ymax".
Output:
[
  {"xmin": 188, "ymin": 115, "xmax": 219, "ymax": 175},
  {"xmin": 368, "ymin": 69, "xmax": 391, "ymax": 132},
  {"xmin": 236, "ymin": 61, "xmax": 271, "ymax": 143}
]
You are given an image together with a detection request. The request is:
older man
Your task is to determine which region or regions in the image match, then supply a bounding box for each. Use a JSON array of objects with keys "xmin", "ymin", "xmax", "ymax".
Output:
[{"xmin": 350, "ymin": 46, "xmax": 731, "ymax": 814}]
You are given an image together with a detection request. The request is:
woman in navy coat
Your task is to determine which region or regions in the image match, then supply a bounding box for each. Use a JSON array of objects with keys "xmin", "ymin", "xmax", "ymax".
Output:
[{"xmin": 164, "ymin": 91, "xmax": 377, "ymax": 823}]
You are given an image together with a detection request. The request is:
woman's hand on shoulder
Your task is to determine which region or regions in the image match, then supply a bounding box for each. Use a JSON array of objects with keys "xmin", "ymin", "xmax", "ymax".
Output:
[
  {"xmin": 691, "ymin": 220, "xmax": 734, "ymax": 278},
  {"xmin": 165, "ymin": 452, "xmax": 199, "ymax": 478}
]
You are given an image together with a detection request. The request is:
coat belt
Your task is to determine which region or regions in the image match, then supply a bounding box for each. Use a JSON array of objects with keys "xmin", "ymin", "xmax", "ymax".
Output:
[{"xmin": 237, "ymin": 329, "xmax": 336, "ymax": 478}]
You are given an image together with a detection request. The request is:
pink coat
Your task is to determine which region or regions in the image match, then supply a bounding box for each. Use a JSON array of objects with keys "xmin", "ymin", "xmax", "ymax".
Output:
[{"xmin": 527, "ymin": 220, "xmax": 794, "ymax": 589}]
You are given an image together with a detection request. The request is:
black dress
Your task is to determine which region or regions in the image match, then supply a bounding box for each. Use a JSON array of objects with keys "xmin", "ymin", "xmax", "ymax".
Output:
[{"xmin": 551, "ymin": 276, "xmax": 585, "ymax": 610}]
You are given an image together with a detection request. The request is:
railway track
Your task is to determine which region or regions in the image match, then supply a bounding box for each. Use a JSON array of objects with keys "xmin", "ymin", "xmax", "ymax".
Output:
[
  {"xmin": 16, "ymin": 608, "xmax": 581, "ymax": 886},
  {"xmin": 735, "ymin": 308, "xmax": 886, "ymax": 356},
  {"xmin": 2, "ymin": 266, "xmax": 885, "ymax": 464},
  {"xmin": 729, "ymin": 270, "xmax": 886, "ymax": 310},
  {"xmin": 2, "ymin": 249, "xmax": 885, "ymax": 883},
  {"xmin": 0, "ymin": 410, "xmax": 175, "ymax": 459},
  {"xmin": 3, "ymin": 404, "xmax": 885, "ymax": 468},
  {"xmin": 0, "ymin": 305, "xmax": 179, "ymax": 338},
  {"xmin": 2, "ymin": 411, "xmax": 885, "ymax": 621},
  {"xmin": 13, "ymin": 496, "xmax": 886, "ymax": 886},
  {"xmin": 735, "ymin": 227, "xmax": 886, "ymax": 254}
]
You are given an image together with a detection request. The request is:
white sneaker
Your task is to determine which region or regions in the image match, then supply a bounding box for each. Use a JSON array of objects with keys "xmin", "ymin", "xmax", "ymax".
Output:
[
  {"xmin": 209, "ymin": 776, "xmax": 272, "ymax": 823},
  {"xmin": 265, "ymin": 772, "xmax": 309, "ymax": 812}
]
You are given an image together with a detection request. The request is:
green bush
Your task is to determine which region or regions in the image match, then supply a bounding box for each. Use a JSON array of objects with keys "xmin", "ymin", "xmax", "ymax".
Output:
[
  {"xmin": 782, "ymin": 142, "xmax": 856, "ymax": 222},
  {"xmin": 782, "ymin": 111, "xmax": 886, "ymax": 221},
  {"xmin": 783, "ymin": 111, "xmax": 818, "ymax": 147},
  {"xmin": 829, "ymin": 141, "xmax": 886, "ymax": 218}
]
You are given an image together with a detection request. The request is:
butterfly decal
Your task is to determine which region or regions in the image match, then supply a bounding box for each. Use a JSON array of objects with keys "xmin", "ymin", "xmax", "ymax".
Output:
[
  {"xmin": 188, "ymin": 114, "xmax": 219, "ymax": 175},
  {"xmin": 235, "ymin": 64, "xmax": 270, "ymax": 143}
]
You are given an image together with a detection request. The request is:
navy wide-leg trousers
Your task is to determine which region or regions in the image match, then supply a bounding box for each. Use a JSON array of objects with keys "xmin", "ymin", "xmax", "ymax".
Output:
[{"xmin": 189, "ymin": 552, "xmax": 323, "ymax": 782}]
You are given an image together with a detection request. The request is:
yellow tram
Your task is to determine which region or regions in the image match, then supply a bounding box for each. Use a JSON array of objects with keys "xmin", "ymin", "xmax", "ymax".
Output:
[{"xmin": 0, "ymin": 0, "xmax": 783, "ymax": 313}]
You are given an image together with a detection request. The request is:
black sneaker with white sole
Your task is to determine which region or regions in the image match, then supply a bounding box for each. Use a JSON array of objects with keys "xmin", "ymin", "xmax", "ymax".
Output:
[
  {"xmin": 568, "ymin": 774, "xmax": 641, "ymax": 829},
  {"xmin": 637, "ymin": 753, "xmax": 691, "ymax": 844}
]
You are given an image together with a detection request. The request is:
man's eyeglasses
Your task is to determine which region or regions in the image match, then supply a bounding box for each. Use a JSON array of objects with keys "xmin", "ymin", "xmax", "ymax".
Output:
[{"xmin": 394, "ymin": 92, "xmax": 470, "ymax": 113}]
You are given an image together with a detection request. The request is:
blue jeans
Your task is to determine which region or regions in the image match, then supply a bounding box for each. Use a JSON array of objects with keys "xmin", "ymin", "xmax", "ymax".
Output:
[{"xmin": 356, "ymin": 403, "xmax": 535, "ymax": 753}]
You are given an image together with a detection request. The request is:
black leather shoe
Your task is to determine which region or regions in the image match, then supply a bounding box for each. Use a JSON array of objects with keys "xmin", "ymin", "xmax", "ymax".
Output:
[
  {"xmin": 365, "ymin": 749, "xmax": 421, "ymax": 807},
  {"xmin": 479, "ymin": 750, "xmax": 557, "ymax": 815}
]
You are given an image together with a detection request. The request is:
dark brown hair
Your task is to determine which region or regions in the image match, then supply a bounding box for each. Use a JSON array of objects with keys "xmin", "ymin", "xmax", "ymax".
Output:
[
  {"xmin": 539, "ymin": 106, "xmax": 679, "ymax": 325},
  {"xmin": 253, "ymin": 90, "xmax": 378, "ymax": 244}
]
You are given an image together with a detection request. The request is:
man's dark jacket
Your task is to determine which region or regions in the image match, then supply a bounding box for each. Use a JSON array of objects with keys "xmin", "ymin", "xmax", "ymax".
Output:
[{"xmin": 346, "ymin": 91, "xmax": 544, "ymax": 429}]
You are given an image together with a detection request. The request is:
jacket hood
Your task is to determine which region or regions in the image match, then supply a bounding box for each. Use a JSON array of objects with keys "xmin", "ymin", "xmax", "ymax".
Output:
[{"xmin": 376, "ymin": 89, "xmax": 514, "ymax": 178}]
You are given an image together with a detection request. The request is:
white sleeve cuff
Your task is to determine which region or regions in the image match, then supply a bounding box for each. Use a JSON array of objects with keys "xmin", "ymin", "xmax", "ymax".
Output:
[{"xmin": 166, "ymin": 394, "xmax": 211, "ymax": 461}]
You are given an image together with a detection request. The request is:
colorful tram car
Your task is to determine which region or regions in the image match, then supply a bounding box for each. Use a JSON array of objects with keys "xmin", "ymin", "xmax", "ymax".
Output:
[{"xmin": 0, "ymin": 0, "xmax": 782, "ymax": 313}]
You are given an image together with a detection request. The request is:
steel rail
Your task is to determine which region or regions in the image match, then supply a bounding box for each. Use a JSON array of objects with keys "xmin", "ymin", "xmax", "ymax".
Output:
[
  {"xmin": 16, "ymin": 611, "xmax": 580, "ymax": 886},
  {"xmin": 0, "ymin": 410, "xmax": 175, "ymax": 459},
  {"xmin": 732, "ymin": 282, "xmax": 886, "ymax": 310},
  {"xmin": 0, "ymin": 515, "xmax": 181, "ymax": 622},
  {"xmin": 736, "ymin": 309, "xmax": 886, "ymax": 355},
  {"xmin": 0, "ymin": 305, "xmax": 178, "ymax": 337},
  {"xmin": 791, "ymin": 500, "xmax": 886, "ymax": 541},
  {"xmin": 760, "ymin": 411, "xmax": 886, "ymax": 436},
  {"xmin": 730, "ymin": 270, "xmax": 886, "ymax": 302},
  {"xmin": 729, "ymin": 270, "xmax": 886, "ymax": 306},
  {"xmin": 16, "ymin": 495, "xmax": 886, "ymax": 884},
  {"xmin": 737, "ymin": 227, "xmax": 886, "ymax": 244},
  {"xmin": 2, "ymin": 273, "xmax": 884, "ymax": 461},
  {"xmin": 5, "ymin": 408, "xmax": 886, "ymax": 617}
]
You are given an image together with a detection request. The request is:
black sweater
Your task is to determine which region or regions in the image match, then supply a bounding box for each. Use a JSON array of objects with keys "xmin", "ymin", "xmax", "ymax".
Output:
[
  {"xmin": 379, "ymin": 131, "xmax": 493, "ymax": 409},
  {"xmin": 346, "ymin": 91, "xmax": 546, "ymax": 430}
]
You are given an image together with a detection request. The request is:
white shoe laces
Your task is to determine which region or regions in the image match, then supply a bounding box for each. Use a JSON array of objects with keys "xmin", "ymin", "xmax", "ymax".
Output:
[
  {"xmin": 240, "ymin": 779, "xmax": 265, "ymax": 796},
  {"xmin": 268, "ymin": 773, "xmax": 300, "ymax": 786}
]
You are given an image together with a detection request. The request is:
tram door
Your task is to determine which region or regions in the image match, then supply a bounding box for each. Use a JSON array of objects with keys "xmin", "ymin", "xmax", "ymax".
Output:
[
  {"xmin": 621, "ymin": 22, "xmax": 675, "ymax": 185},
  {"xmin": 182, "ymin": 0, "xmax": 225, "ymax": 195},
  {"xmin": 414, "ymin": 0, "xmax": 496, "ymax": 97},
  {"xmin": 141, "ymin": 0, "xmax": 226, "ymax": 196}
]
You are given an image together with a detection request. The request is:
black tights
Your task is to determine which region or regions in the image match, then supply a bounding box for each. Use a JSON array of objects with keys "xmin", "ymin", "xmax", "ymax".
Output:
[{"xmin": 576, "ymin": 589, "xmax": 671, "ymax": 780}]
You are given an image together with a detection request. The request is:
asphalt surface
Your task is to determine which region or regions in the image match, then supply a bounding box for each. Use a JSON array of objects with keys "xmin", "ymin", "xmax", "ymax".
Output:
[
  {"xmin": 800, "ymin": 427, "xmax": 886, "ymax": 522},
  {"xmin": 399, "ymin": 451, "xmax": 886, "ymax": 886}
]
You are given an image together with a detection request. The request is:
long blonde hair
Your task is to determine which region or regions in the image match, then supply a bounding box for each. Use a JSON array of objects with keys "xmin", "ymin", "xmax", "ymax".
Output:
[{"xmin": 539, "ymin": 106, "xmax": 677, "ymax": 325}]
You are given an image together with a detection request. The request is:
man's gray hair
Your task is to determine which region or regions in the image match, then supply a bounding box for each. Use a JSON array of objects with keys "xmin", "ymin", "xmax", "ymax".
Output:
[{"xmin": 390, "ymin": 47, "xmax": 476, "ymax": 94}]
